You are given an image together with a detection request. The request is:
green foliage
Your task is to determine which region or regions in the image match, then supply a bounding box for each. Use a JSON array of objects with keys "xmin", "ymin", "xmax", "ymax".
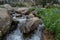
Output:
[
  {"xmin": 29, "ymin": 7, "xmax": 36, "ymax": 12},
  {"xmin": 35, "ymin": 8, "xmax": 45, "ymax": 18},
  {"xmin": 33, "ymin": 7, "xmax": 60, "ymax": 40}
]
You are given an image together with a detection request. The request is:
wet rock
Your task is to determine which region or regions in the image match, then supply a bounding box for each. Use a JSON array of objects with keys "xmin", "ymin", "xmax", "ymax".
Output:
[
  {"xmin": 20, "ymin": 17, "xmax": 42, "ymax": 33},
  {"xmin": 31, "ymin": 11, "xmax": 38, "ymax": 17},
  {"xmin": 27, "ymin": 11, "xmax": 38, "ymax": 18},
  {"xmin": 16, "ymin": 8, "xmax": 29, "ymax": 15},
  {"xmin": 26, "ymin": 11, "xmax": 37, "ymax": 18},
  {"xmin": 8, "ymin": 9, "xmax": 23, "ymax": 18},
  {"xmin": 14, "ymin": 14, "xmax": 22, "ymax": 17},
  {"xmin": 8, "ymin": 9, "xmax": 15, "ymax": 15},
  {"xmin": 0, "ymin": 8, "xmax": 11, "ymax": 37},
  {"xmin": 28, "ymin": 13, "xmax": 35, "ymax": 18}
]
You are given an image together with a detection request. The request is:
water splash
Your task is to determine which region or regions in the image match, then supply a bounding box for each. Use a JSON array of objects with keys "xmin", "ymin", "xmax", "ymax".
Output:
[
  {"xmin": 6, "ymin": 24, "xmax": 23, "ymax": 40},
  {"xmin": 6, "ymin": 24, "xmax": 43, "ymax": 40},
  {"xmin": 5, "ymin": 14, "xmax": 44, "ymax": 40}
]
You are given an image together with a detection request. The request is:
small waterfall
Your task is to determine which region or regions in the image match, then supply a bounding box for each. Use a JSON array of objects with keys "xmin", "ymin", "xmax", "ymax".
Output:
[
  {"xmin": 4, "ymin": 13, "xmax": 44, "ymax": 40},
  {"xmin": 6, "ymin": 29, "xmax": 23, "ymax": 40},
  {"xmin": 6, "ymin": 14, "xmax": 27, "ymax": 40}
]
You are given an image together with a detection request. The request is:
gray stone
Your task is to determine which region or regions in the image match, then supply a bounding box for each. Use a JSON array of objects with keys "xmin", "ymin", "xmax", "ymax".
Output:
[
  {"xmin": 16, "ymin": 8, "xmax": 29, "ymax": 15},
  {"xmin": 0, "ymin": 8, "xmax": 11, "ymax": 37}
]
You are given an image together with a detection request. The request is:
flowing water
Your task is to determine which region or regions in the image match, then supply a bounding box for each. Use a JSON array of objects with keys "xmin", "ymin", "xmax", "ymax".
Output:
[{"xmin": 3, "ymin": 13, "xmax": 44, "ymax": 40}]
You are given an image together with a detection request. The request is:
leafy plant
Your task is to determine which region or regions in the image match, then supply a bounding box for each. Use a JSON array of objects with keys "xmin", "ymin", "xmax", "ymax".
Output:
[{"xmin": 29, "ymin": 7, "xmax": 36, "ymax": 12}]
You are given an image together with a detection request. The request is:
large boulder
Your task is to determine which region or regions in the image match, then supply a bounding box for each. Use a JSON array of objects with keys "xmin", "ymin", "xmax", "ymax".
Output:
[
  {"xmin": 0, "ymin": 8, "xmax": 11, "ymax": 37},
  {"xmin": 20, "ymin": 17, "xmax": 43, "ymax": 33}
]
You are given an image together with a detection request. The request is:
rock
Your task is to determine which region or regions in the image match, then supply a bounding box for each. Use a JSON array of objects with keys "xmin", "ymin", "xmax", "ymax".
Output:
[
  {"xmin": 4, "ymin": 4, "xmax": 12, "ymax": 10},
  {"xmin": 8, "ymin": 10, "xmax": 22, "ymax": 17},
  {"xmin": 8, "ymin": 9, "xmax": 15, "ymax": 15},
  {"xmin": 26, "ymin": 11, "xmax": 37, "ymax": 18},
  {"xmin": 31, "ymin": 11, "xmax": 38, "ymax": 17},
  {"xmin": 20, "ymin": 17, "xmax": 42, "ymax": 33},
  {"xmin": 28, "ymin": 13, "xmax": 35, "ymax": 18},
  {"xmin": 0, "ymin": 8, "xmax": 11, "ymax": 37},
  {"xmin": 14, "ymin": 14, "xmax": 22, "ymax": 17},
  {"xmin": 16, "ymin": 8, "xmax": 29, "ymax": 15}
]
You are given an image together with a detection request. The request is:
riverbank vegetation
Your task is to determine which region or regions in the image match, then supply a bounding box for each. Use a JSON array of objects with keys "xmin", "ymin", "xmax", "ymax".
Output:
[
  {"xmin": 32, "ymin": 7, "xmax": 60, "ymax": 40},
  {"xmin": 28, "ymin": 6, "xmax": 60, "ymax": 40}
]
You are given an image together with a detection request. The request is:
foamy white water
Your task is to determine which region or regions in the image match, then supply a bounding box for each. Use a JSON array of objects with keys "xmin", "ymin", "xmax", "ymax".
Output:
[
  {"xmin": 6, "ymin": 30, "xmax": 23, "ymax": 40},
  {"xmin": 6, "ymin": 24, "xmax": 43, "ymax": 40}
]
